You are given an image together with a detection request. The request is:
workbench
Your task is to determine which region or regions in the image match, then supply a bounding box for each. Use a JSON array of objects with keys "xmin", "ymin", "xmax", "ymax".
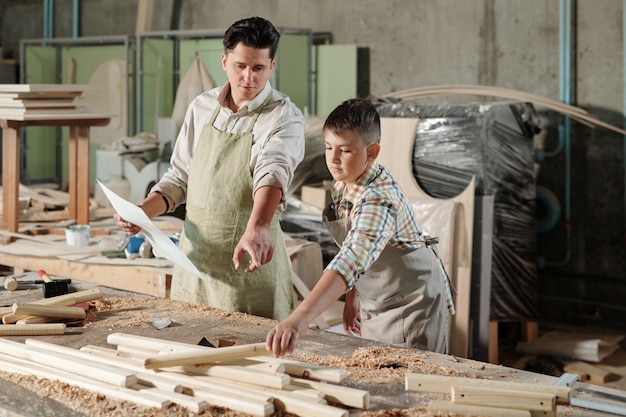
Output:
[{"xmin": 0, "ymin": 278, "xmax": 621, "ymax": 417}]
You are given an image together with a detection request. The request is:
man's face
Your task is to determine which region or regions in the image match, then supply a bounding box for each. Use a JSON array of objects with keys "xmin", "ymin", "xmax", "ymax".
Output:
[{"xmin": 221, "ymin": 43, "xmax": 275, "ymax": 107}]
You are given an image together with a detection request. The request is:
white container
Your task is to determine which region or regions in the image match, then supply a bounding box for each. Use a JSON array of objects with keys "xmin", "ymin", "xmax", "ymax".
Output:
[{"xmin": 65, "ymin": 225, "xmax": 91, "ymax": 247}]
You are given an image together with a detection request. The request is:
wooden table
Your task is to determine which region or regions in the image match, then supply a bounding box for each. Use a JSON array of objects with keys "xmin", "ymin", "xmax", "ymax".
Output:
[{"xmin": 1, "ymin": 114, "xmax": 110, "ymax": 233}]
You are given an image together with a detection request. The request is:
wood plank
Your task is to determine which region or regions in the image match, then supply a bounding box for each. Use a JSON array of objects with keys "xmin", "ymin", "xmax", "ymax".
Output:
[
  {"xmin": 0, "ymin": 351, "xmax": 170, "ymax": 409},
  {"xmin": 427, "ymin": 400, "xmax": 531, "ymax": 417},
  {"xmin": 0, "ymin": 338, "xmax": 138, "ymax": 387},
  {"xmin": 143, "ymin": 342, "xmax": 269, "ymax": 369},
  {"xmin": 563, "ymin": 361, "xmax": 617, "ymax": 385},
  {"xmin": 405, "ymin": 373, "xmax": 570, "ymax": 404},
  {"xmin": 452, "ymin": 384, "xmax": 556, "ymax": 412},
  {"xmin": 255, "ymin": 356, "xmax": 348, "ymax": 383},
  {"xmin": 290, "ymin": 377, "xmax": 370, "ymax": 409},
  {"xmin": 12, "ymin": 303, "xmax": 87, "ymax": 319},
  {"xmin": 0, "ymin": 323, "xmax": 66, "ymax": 336}
]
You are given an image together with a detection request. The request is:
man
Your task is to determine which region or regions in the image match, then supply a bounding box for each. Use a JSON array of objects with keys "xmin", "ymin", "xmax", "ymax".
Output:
[{"xmin": 116, "ymin": 17, "xmax": 305, "ymax": 320}]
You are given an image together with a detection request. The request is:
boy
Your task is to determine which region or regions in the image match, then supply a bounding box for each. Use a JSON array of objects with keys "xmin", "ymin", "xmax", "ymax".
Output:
[{"xmin": 266, "ymin": 98, "xmax": 454, "ymax": 356}]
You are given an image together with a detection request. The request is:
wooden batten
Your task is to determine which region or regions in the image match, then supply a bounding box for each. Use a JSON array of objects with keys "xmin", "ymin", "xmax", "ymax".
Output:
[
  {"xmin": 0, "ymin": 352, "xmax": 170, "ymax": 409},
  {"xmin": 0, "ymin": 323, "xmax": 66, "ymax": 336},
  {"xmin": 12, "ymin": 303, "xmax": 86, "ymax": 319},
  {"xmin": 144, "ymin": 342, "xmax": 269, "ymax": 369},
  {"xmin": 0, "ymin": 338, "xmax": 137, "ymax": 387},
  {"xmin": 181, "ymin": 364, "xmax": 290, "ymax": 390},
  {"xmin": 428, "ymin": 400, "xmax": 531, "ymax": 417},
  {"xmin": 291, "ymin": 377, "xmax": 370, "ymax": 409},
  {"xmin": 452, "ymin": 385, "xmax": 556, "ymax": 412},
  {"xmin": 254, "ymin": 356, "xmax": 348, "ymax": 383},
  {"xmin": 405, "ymin": 373, "xmax": 570, "ymax": 404}
]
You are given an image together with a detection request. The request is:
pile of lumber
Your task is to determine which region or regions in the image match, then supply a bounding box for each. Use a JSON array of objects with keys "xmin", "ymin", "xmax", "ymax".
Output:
[
  {"xmin": 0, "ymin": 84, "xmax": 99, "ymax": 121},
  {"xmin": 406, "ymin": 373, "xmax": 571, "ymax": 417},
  {"xmin": 0, "ymin": 288, "xmax": 103, "ymax": 335},
  {"xmin": 0, "ymin": 332, "xmax": 369, "ymax": 416}
]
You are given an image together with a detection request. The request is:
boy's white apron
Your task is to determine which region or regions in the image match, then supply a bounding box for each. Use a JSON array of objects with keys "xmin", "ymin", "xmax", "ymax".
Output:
[
  {"xmin": 323, "ymin": 211, "xmax": 450, "ymax": 353},
  {"xmin": 170, "ymin": 99, "xmax": 293, "ymax": 321}
]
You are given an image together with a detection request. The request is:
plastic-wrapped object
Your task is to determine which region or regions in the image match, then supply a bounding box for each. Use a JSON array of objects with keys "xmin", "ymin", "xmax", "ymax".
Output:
[{"xmin": 377, "ymin": 100, "xmax": 539, "ymax": 322}]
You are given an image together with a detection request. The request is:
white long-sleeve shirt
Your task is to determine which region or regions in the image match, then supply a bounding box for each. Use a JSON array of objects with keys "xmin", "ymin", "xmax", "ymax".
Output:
[{"xmin": 152, "ymin": 81, "xmax": 305, "ymax": 210}]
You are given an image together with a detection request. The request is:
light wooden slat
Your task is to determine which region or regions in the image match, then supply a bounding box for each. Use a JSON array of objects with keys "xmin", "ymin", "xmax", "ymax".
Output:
[
  {"xmin": 107, "ymin": 331, "xmax": 208, "ymax": 354},
  {"xmin": 0, "ymin": 352, "xmax": 169, "ymax": 409},
  {"xmin": 0, "ymin": 287, "xmax": 102, "ymax": 318},
  {"xmin": 291, "ymin": 377, "xmax": 370, "ymax": 409},
  {"xmin": 80, "ymin": 344, "xmax": 276, "ymax": 416},
  {"xmin": 131, "ymin": 384, "xmax": 208, "ymax": 413},
  {"xmin": 428, "ymin": 400, "xmax": 531, "ymax": 417},
  {"xmin": 254, "ymin": 356, "xmax": 348, "ymax": 383},
  {"xmin": 180, "ymin": 364, "xmax": 290, "ymax": 390},
  {"xmin": 144, "ymin": 342, "xmax": 269, "ymax": 369},
  {"xmin": 405, "ymin": 373, "xmax": 570, "ymax": 404},
  {"xmin": 12, "ymin": 303, "xmax": 86, "ymax": 319},
  {"xmin": 452, "ymin": 384, "xmax": 556, "ymax": 412},
  {"xmin": 25, "ymin": 340, "xmax": 182, "ymax": 393},
  {"xmin": 0, "ymin": 338, "xmax": 137, "ymax": 388},
  {"xmin": 0, "ymin": 323, "xmax": 65, "ymax": 336}
]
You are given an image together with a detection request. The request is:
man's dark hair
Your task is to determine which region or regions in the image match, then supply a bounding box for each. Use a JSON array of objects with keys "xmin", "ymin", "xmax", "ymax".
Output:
[
  {"xmin": 323, "ymin": 98, "xmax": 381, "ymax": 146},
  {"xmin": 223, "ymin": 17, "xmax": 281, "ymax": 59}
]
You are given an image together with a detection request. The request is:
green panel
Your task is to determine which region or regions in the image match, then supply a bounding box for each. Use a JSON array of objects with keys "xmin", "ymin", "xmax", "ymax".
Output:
[
  {"xmin": 60, "ymin": 44, "xmax": 132, "ymax": 189},
  {"xmin": 277, "ymin": 34, "xmax": 310, "ymax": 114},
  {"xmin": 315, "ymin": 44, "xmax": 358, "ymax": 117},
  {"xmin": 23, "ymin": 46, "xmax": 58, "ymax": 182},
  {"xmin": 141, "ymin": 38, "xmax": 175, "ymax": 134},
  {"xmin": 179, "ymin": 38, "xmax": 226, "ymax": 90}
]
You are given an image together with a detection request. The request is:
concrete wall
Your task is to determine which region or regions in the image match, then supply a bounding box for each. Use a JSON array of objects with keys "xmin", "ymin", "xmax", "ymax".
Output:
[{"xmin": 1, "ymin": 0, "xmax": 625, "ymax": 322}]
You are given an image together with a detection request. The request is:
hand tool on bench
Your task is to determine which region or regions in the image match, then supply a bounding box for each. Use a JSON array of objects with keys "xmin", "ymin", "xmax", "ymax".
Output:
[
  {"xmin": 3, "ymin": 275, "xmax": 72, "ymax": 292},
  {"xmin": 38, "ymin": 269, "xmax": 70, "ymax": 298}
]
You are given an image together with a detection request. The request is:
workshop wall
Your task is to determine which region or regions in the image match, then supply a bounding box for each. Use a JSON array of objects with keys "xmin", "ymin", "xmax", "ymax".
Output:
[{"xmin": 1, "ymin": 0, "xmax": 625, "ymax": 327}]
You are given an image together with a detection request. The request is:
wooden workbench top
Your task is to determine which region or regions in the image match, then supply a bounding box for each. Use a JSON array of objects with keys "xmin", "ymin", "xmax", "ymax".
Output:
[{"xmin": 0, "ymin": 279, "xmax": 619, "ymax": 417}]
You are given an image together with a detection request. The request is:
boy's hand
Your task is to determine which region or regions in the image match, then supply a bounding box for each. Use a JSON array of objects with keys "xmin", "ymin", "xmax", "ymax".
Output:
[
  {"xmin": 343, "ymin": 288, "xmax": 361, "ymax": 336},
  {"xmin": 266, "ymin": 315, "xmax": 309, "ymax": 357}
]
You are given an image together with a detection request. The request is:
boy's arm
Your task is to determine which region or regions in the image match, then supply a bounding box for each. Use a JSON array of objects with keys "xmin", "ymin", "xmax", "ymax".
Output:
[{"xmin": 266, "ymin": 269, "xmax": 348, "ymax": 357}]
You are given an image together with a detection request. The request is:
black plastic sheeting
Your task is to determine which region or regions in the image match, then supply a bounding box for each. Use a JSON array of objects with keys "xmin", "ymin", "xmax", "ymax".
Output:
[{"xmin": 376, "ymin": 100, "xmax": 540, "ymax": 322}]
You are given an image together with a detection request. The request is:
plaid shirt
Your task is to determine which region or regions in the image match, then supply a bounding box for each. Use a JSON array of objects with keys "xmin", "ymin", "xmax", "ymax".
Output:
[{"xmin": 325, "ymin": 162, "xmax": 455, "ymax": 315}]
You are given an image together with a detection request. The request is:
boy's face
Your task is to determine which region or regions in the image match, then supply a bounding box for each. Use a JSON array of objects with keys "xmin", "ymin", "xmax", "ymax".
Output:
[
  {"xmin": 222, "ymin": 43, "xmax": 275, "ymax": 108},
  {"xmin": 324, "ymin": 129, "xmax": 377, "ymax": 188}
]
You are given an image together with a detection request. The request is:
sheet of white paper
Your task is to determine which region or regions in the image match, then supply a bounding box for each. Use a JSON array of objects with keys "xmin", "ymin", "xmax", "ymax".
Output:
[{"xmin": 96, "ymin": 179, "xmax": 203, "ymax": 279}]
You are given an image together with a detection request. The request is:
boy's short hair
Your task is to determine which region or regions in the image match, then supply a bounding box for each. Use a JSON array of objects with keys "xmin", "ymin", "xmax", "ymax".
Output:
[
  {"xmin": 323, "ymin": 98, "xmax": 381, "ymax": 146},
  {"xmin": 223, "ymin": 17, "xmax": 281, "ymax": 60}
]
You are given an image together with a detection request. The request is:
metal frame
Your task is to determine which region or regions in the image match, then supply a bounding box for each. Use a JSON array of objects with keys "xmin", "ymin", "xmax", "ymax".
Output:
[
  {"xmin": 16, "ymin": 36, "xmax": 135, "ymax": 186},
  {"xmin": 136, "ymin": 28, "xmax": 313, "ymax": 132}
]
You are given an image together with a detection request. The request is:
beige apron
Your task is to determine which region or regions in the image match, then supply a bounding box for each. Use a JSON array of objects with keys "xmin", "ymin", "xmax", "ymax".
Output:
[
  {"xmin": 323, "ymin": 207, "xmax": 450, "ymax": 353},
  {"xmin": 170, "ymin": 98, "xmax": 293, "ymax": 320}
]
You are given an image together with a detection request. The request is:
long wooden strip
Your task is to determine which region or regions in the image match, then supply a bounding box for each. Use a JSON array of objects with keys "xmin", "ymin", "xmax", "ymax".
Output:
[
  {"xmin": 0, "ymin": 288, "xmax": 102, "ymax": 318},
  {"xmin": 452, "ymin": 384, "xmax": 556, "ymax": 412},
  {"xmin": 0, "ymin": 352, "xmax": 169, "ymax": 409},
  {"xmin": 15, "ymin": 316, "xmax": 51, "ymax": 325},
  {"xmin": 12, "ymin": 303, "xmax": 86, "ymax": 319},
  {"xmin": 255, "ymin": 356, "xmax": 348, "ymax": 383},
  {"xmin": 144, "ymin": 342, "xmax": 269, "ymax": 369},
  {"xmin": 131, "ymin": 384, "xmax": 208, "ymax": 413},
  {"xmin": 405, "ymin": 373, "xmax": 570, "ymax": 404},
  {"xmin": 428, "ymin": 400, "xmax": 531, "ymax": 417},
  {"xmin": 291, "ymin": 377, "xmax": 370, "ymax": 409},
  {"xmin": 0, "ymin": 323, "xmax": 66, "ymax": 336},
  {"xmin": 190, "ymin": 387, "xmax": 275, "ymax": 417},
  {"xmin": 181, "ymin": 363, "xmax": 290, "ymax": 389},
  {"xmin": 0, "ymin": 338, "xmax": 137, "ymax": 387},
  {"xmin": 218, "ymin": 358, "xmax": 285, "ymax": 373},
  {"xmin": 25, "ymin": 339, "xmax": 182, "ymax": 393},
  {"xmin": 107, "ymin": 332, "xmax": 207, "ymax": 354},
  {"xmin": 80, "ymin": 344, "xmax": 277, "ymax": 415}
]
